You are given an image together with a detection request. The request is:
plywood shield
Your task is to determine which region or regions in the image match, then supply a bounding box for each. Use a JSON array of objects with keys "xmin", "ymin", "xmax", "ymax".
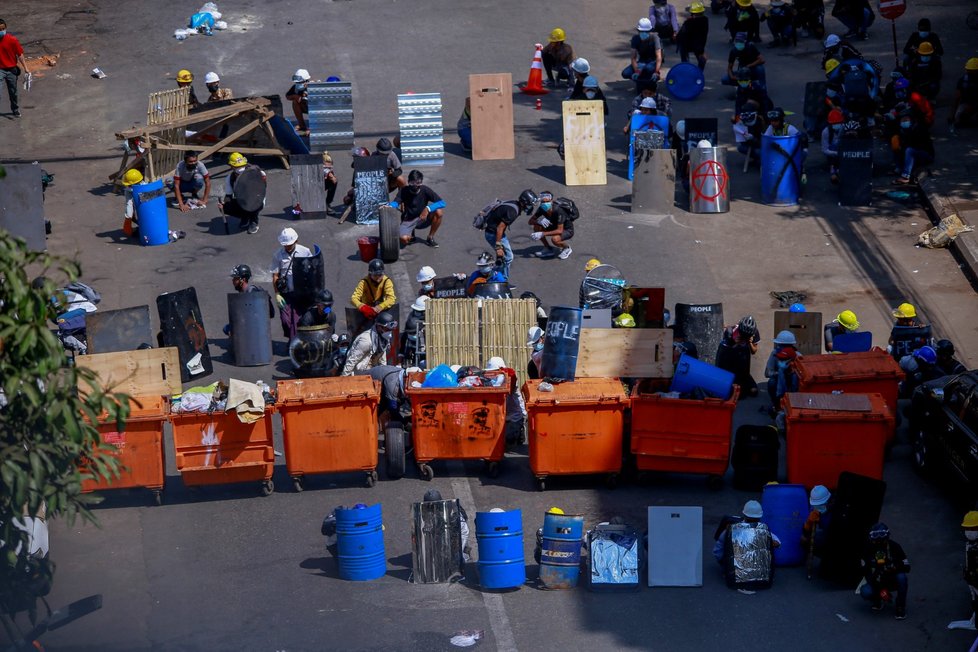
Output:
[
  {"xmin": 773, "ymin": 311, "xmax": 823, "ymax": 356},
  {"xmin": 469, "ymin": 73, "xmax": 515, "ymax": 161},
  {"xmin": 562, "ymin": 100, "xmax": 607, "ymax": 185}
]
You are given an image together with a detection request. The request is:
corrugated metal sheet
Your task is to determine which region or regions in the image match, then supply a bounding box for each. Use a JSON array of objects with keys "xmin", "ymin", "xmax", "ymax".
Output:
[
  {"xmin": 308, "ymin": 81, "xmax": 354, "ymax": 152},
  {"xmin": 397, "ymin": 93, "xmax": 444, "ymax": 166}
]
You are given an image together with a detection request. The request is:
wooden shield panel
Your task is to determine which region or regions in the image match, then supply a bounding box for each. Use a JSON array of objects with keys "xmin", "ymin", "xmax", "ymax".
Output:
[
  {"xmin": 773, "ymin": 311, "xmax": 823, "ymax": 356},
  {"xmin": 562, "ymin": 100, "xmax": 606, "ymax": 185},
  {"xmin": 469, "ymin": 73, "xmax": 515, "ymax": 161}
]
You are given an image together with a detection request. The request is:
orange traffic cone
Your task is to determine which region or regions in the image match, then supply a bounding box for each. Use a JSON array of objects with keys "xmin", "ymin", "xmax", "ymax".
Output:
[{"xmin": 520, "ymin": 43, "xmax": 550, "ymax": 96}]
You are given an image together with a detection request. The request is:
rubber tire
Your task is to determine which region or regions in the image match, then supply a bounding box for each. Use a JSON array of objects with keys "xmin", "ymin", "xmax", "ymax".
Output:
[
  {"xmin": 261, "ymin": 479, "xmax": 274, "ymax": 496},
  {"xmin": 366, "ymin": 471, "xmax": 377, "ymax": 488},
  {"xmin": 419, "ymin": 464, "xmax": 434, "ymax": 481},
  {"xmin": 153, "ymin": 490, "xmax": 163, "ymax": 506},
  {"xmin": 385, "ymin": 422, "xmax": 407, "ymax": 479},
  {"xmin": 911, "ymin": 428, "xmax": 932, "ymax": 477},
  {"xmin": 293, "ymin": 477, "xmax": 304, "ymax": 493},
  {"xmin": 379, "ymin": 205, "xmax": 400, "ymax": 263},
  {"xmin": 537, "ymin": 478, "xmax": 547, "ymax": 492}
]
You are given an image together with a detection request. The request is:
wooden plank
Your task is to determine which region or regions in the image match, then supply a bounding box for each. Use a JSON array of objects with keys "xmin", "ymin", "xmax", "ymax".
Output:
[
  {"xmin": 773, "ymin": 311, "xmax": 823, "ymax": 356},
  {"xmin": 76, "ymin": 347, "xmax": 181, "ymax": 396},
  {"xmin": 482, "ymin": 298, "xmax": 538, "ymax": 390},
  {"xmin": 577, "ymin": 328, "xmax": 673, "ymax": 378},
  {"xmin": 469, "ymin": 73, "xmax": 514, "ymax": 161},
  {"xmin": 116, "ymin": 98, "xmax": 272, "ymax": 139},
  {"xmin": 562, "ymin": 100, "xmax": 607, "ymax": 186},
  {"xmin": 425, "ymin": 299, "xmax": 481, "ymax": 369},
  {"xmin": 150, "ymin": 143, "xmax": 285, "ymax": 156},
  {"xmin": 290, "ymin": 154, "xmax": 328, "ymax": 217}
]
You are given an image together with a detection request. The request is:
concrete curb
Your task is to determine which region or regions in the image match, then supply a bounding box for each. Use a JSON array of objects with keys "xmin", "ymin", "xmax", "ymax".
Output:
[{"xmin": 918, "ymin": 177, "xmax": 978, "ymax": 289}]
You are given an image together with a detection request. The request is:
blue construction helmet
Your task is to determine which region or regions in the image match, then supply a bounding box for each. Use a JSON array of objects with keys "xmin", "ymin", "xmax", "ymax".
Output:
[
  {"xmin": 789, "ymin": 303, "xmax": 806, "ymax": 313},
  {"xmin": 327, "ymin": 76, "xmax": 341, "ymax": 82},
  {"xmin": 914, "ymin": 345, "xmax": 937, "ymax": 365}
]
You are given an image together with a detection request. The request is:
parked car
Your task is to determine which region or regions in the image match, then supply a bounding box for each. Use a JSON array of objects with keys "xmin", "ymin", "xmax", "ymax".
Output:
[{"xmin": 909, "ymin": 371, "xmax": 978, "ymax": 500}]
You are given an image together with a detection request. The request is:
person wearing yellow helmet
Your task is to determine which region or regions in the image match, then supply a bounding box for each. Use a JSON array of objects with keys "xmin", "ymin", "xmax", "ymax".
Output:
[
  {"xmin": 950, "ymin": 58, "xmax": 978, "ymax": 132},
  {"xmin": 219, "ymin": 152, "xmax": 267, "ymax": 234},
  {"xmin": 823, "ymin": 309, "xmax": 859, "ymax": 352},
  {"xmin": 542, "ymin": 28, "xmax": 574, "ymax": 87},
  {"xmin": 175, "ymin": 69, "xmax": 200, "ymax": 108},
  {"xmin": 948, "ymin": 512, "xmax": 978, "ymax": 631},
  {"xmin": 907, "ymin": 40, "xmax": 942, "ymax": 101},
  {"xmin": 724, "ymin": 0, "xmax": 761, "ymax": 45},
  {"xmin": 120, "ymin": 169, "xmax": 143, "ymax": 238},
  {"xmin": 676, "ymin": 2, "xmax": 709, "ymax": 71},
  {"xmin": 650, "ymin": 0, "xmax": 680, "ymax": 44}
]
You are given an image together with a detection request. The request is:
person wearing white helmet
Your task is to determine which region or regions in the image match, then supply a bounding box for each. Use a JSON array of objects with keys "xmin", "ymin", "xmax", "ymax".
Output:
[
  {"xmin": 623, "ymin": 86, "xmax": 671, "ymax": 135},
  {"xmin": 416, "ymin": 266, "xmax": 465, "ymax": 298},
  {"xmin": 713, "ymin": 500, "xmax": 781, "ymax": 564},
  {"xmin": 285, "ymin": 68, "xmax": 312, "ymax": 134},
  {"xmin": 801, "ymin": 485, "xmax": 832, "ymax": 575},
  {"xmin": 204, "ymin": 71, "xmax": 232, "ymax": 102},
  {"xmin": 820, "ymin": 33, "xmax": 863, "ymax": 70},
  {"xmin": 486, "ymin": 356, "xmax": 526, "ymax": 446},
  {"xmin": 621, "ymin": 17, "xmax": 663, "ymax": 91},
  {"xmin": 270, "ymin": 227, "xmax": 312, "ymax": 339},
  {"xmin": 526, "ymin": 325, "xmax": 545, "ymax": 379},
  {"xmin": 568, "ymin": 57, "xmax": 591, "ymax": 98},
  {"xmin": 764, "ymin": 329, "xmax": 801, "ymax": 409},
  {"xmin": 569, "ymin": 75, "xmax": 608, "ymax": 117}
]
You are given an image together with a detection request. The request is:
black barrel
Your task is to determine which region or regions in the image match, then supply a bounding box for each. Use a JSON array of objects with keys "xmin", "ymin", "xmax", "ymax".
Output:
[
  {"xmin": 289, "ymin": 324, "xmax": 335, "ymax": 376},
  {"xmin": 291, "ymin": 244, "xmax": 325, "ymax": 312},
  {"xmin": 85, "ymin": 305, "xmax": 153, "ymax": 353},
  {"xmin": 673, "ymin": 302, "xmax": 724, "ymax": 366},
  {"xmin": 228, "ymin": 291, "xmax": 273, "ymax": 366},
  {"xmin": 540, "ymin": 306, "xmax": 583, "ymax": 381},
  {"xmin": 472, "ymin": 282, "xmax": 512, "ymax": 299},
  {"xmin": 156, "ymin": 287, "xmax": 212, "ymax": 382},
  {"xmin": 732, "ymin": 425, "xmax": 780, "ymax": 491}
]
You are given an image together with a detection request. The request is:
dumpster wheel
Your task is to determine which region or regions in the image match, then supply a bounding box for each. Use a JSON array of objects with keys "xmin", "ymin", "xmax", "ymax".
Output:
[
  {"xmin": 418, "ymin": 463, "xmax": 434, "ymax": 481},
  {"xmin": 365, "ymin": 470, "xmax": 378, "ymax": 487},
  {"xmin": 536, "ymin": 477, "xmax": 547, "ymax": 492},
  {"xmin": 261, "ymin": 479, "xmax": 275, "ymax": 496},
  {"xmin": 385, "ymin": 421, "xmax": 407, "ymax": 479},
  {"xmin": 153, "ymin": 490, "xmax": 163, "ymax": 506},
  {"xmin": 486, "ymin": 461, "xmax": 501, "ymax": 479},
  {"xmin": 293, "ymin": 476, "xmax": 305, "ymax": 492}
]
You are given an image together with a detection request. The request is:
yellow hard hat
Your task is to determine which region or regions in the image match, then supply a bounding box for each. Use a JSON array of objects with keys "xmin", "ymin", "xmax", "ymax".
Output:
[
  {"xmin": 549, "ymin": 28, "xmax": 566, "ymax": 43},
  {"xmin": 891, "ymin": 302, "xmax": 916, "ymax": 319},
  {"xmin": 547, "ymin": 507, "xmax": 564, "ymax": 514},
  {"xmin": 614, "ymin": 313, "xmax": 636, "ymax": 328},
  {"xmin": 228, "ymin": 152, "xmax": 248, "ymax": 168},
  {"xmin": 824, "ymin": 58, "xmax": 841, "ymax": 74},
  {"xmin": 689, "ymin": 1, "xmax": 706, "ymax": 13},
  {"xmin": 917, "ymin": 41, "xmax": 934, "ymax": 56},
  {"xmin": 837, "ymin": 310, "xmax": 859, "ymax": 331},
  {"xmin": 176, "ymin": 69, "xmax": 194, "ymax": 83},
  {"xmin": 584, "ymin": 258, "xmax": 601, "ymax": 272},
  {"xmin": 122, "ymin": 169, "xmax": 144, "ymax": 186},
  {"xmin": 966, "ymin": 58, "xmax": 978, "ymax": 71},
  {"xmin": 964, "ymin": 511, "xmax": 978, "ymax": 528},
  {"xmin": 736, "ymin": 0, "xmax": 752, "ymax": 7}
]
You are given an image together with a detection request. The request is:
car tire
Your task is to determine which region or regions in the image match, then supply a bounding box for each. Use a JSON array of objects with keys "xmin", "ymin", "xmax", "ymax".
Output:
[{"xmin": 911, "ymin": 428, "xmax": 932, "ymax": 477}]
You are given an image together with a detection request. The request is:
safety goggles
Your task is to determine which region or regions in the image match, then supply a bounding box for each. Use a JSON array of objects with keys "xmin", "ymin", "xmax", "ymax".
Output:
[
  {"xmin": 378, "ymin": 320, "xmax": 398, "ymax": 331},
  {"xmin": 766, "ymin": 111, "xmax": 782, "ymax": 121}
]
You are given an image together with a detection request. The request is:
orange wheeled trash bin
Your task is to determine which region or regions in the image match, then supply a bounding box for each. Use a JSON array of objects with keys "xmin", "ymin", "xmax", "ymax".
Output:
[
  {"xmin": 277, "ymin": 376, "xmax": 381, "ymax": 491},
  {"xmin": 82, "ymin": 395, "xmax": 169, "ymax": 505},
  {"xmin": 523, "ymin": 378, "xmax": 628, "ymax": 491}
]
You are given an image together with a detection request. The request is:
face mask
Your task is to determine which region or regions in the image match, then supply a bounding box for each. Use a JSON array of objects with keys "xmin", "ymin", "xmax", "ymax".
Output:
[
  {"xmin": 534, "ymin": 342, "xmax": 545, "ymax": 352},
  {"xmin": 0, "ymin": 31, "xmax": 6, "ymax": 38},
  {"xmin": 207, "ymin": 84, "xmax": 219, "ymax": 92},
  {"xmin": 967, "ymin": 531, "xmax": 978, "ymax": 541},
  {"xmin": 408, "ymin": 185, "xmax": 421, "ymax": 194},
  {"xmin": 295, "ymin": 83, "xmax": 306, "ymax": 92},
  {"xmin": 421, "ymin": 282, "xmax": 433, "ymax": 292},
  {"xmin": 832, "ymin": 124, "xmax": 842, "ymax": 132},
  {"xmin": 584, "ymin": 90, "xmax": 596, "ymax": 99},
  {"xmin": 813, "ymin": 504, "xmax": 828, "ymax": 513},
  {"xmin": 339, "ymin": 347, "xmax": 349, "ymax": 355},
  {"xmin": 900, "ymin": 120, "xmax": 911, "ymax": 129},
  {"xmin": 920, "ymin": 56, "xmax": 931, "ymax": 63},
  {"xmin": 320, "ymin": 306, "xmax": 331, "ymax": 315},
  {"xmin": 540, "ymin": 202, "xmax": 553, "ymax": 212},
  {"xmin": 479, "ymin": 266, "xmax": 493, "ymax": 276},
  {"xmin": 826, "ymin": 89, "xmax": 837, "ymax": 97},
  {"xmin": 639, "ymin": 31, "xmax": 651, "ymax": 40},
  {"xmin": 734, "ymin": 42, "xmax": 745, "ymax": 51},
  {"xmin": 380, "ymin": 331, "xmax": 393, "ymax": 342},
  {"xmin": 738, "ymin": 81, "xmax": 749, "ymax": 88},
  {"xmin": 918, "ymin": 31, "xmax": 929, "ymax": 38}
]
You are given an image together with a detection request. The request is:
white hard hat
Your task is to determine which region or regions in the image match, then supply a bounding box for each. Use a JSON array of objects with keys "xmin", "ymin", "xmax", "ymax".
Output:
[
  {"xmin": 278, "ymin": 227, "xmax": 299, "ymax": 246},
  {"xmin": 675, "ymin": 119, "xmax": 686, "ymax": 140},
  {"xmin": 450, "ymin": 364, "xmax": 462, "ymax": 373},
  {"xmin": 743, "ymin": 500, "xmax": 764, "ymax": 519},
  {"xmin": 810, "ymin": 485, "xmax": 831, "ymax": 506},
  {"xmin": 411, "ymin": 295, "xmax": 428, "ymax": 312},
  {"xmin": 292, "ymin": 68, "xmax": 311, "ymax": 82},
  {"xmin": 583, "ymin": 76, "xmax": 599, "ymax": 89},
  {"xmin": 406, "ymin": 366, "xmax": 422, "ymax": 374},
  {"xmin": 697, "ymin": 139, "xmax": 712, "ymax": 148},
  {"xmin": 640, "ymin": 97, "xmax": 657, "ymax": 109},
  {"xmin": 637, "ymin": 17, "xmax": 654, "ymax": 31},
  {"xmin": 486, "ymin": 356, "xmax": 506, "ymax": 371},
  {"xmin": 527, "ymin": 325, "xmax": 544, "ymax": 345},
  {"xmin": 416, "ymin": 266, "xmax": 437, "ymax": 283},
  {"xmin": 204, "ymin": 71, "xmax": 220, "ymax": 84},
  {"xmin": 571, "ymin": 58, "xmax": 590, "ymax": 75},
  {"xmin": 489, "ymin": 507, "xmax": 506, "ymax": 513},
  {"xmin": 824, "ymin": 34, "xmax": 840, "ymax": 48}
]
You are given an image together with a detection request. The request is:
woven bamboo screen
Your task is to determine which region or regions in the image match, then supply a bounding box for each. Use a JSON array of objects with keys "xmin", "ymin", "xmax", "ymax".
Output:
[
  {"xmin": 482, "ymin": 298, "xmax": 537, "ymax": 389},
  {"xmin": 425, "ymin": 299, "xmax": 480, "ymax": 369},
  {"xmin": 145, "ymin": 87, "xmax": 190, "ymax": 181}
]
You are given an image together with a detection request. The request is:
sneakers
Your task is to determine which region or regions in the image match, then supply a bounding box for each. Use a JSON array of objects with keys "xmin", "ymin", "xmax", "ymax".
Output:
[
  {"xmin": 895, "ymin": 609, "xmax": 907, "ymax": 620},
  {"xmin": 871, "ymin": 601, "xmax": 884, "ymax": 612},
  {"xmin": 247, "ymin": 222, "xmax": 259, "ymax": 234},
  {"xmin": 12, "ymin": 110, "xmax": 22, "ymax": 118},
  {"xmin": 558, "ymin": 247, "xmax": 573, "ymax": 260},
  {"xmin": 425, "ymin": 237, "xmax": 439, "ymax": 248}
]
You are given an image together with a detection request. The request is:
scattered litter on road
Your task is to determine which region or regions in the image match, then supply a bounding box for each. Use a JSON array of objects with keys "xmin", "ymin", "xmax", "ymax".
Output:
[
  {"xmin": 694, "ymin": 240, "xmax": 701, "ymax": 244},
  {"xmin": 56, "ymin": 73, "xmax": 72, "ymax": 80},
  {"xmin": 91, "ymin": 68, "xmax": 106, "ymax": 79},
  {"xmin": 450, "ymin": 630, "xmax": 484, "ymax": 647},
  {"xmin": 912, "ymin": 270, "xmax": 918, "ymax": 273},
  {"xmin": 911, "ymin": 222, "xmax": 918, "ymax": 226},
  {"xmin": 737, "ymin": 589, "xmax": 755, "ymax": 595},
  {"xmin": 627, "ymin": 225, "xmax": 634, "ymax": 229},
  {"xmin": 836, "ymin": 613, "xmax": 849, "ymax": 623}
]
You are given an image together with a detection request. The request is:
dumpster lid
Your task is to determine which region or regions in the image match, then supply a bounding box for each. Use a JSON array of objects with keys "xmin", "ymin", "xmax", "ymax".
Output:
[
  {"xmin": 276, "ymin": 376, "xmax": 379, "ymax": 403},
  {"xmin": 793, "ymin": 349, "xmax": 903, "ymax": 382},
  {"xmin": 97, "ymin": 394, "xmax": 168, "ymax": 422},
  {"xmin": 523, "ymin": 377, "xmax": 627, "ymax": 403},
  {"xmin": 784, "ymin": 392, "xmax": 878, "ymax": 412}
]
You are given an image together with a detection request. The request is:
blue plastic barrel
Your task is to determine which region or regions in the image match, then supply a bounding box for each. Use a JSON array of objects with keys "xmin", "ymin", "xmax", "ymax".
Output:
[
  {"xmin": 335, "ymin": 504, "xmax": 386, "ymax": 581},
  {"xmin": 131, "ymin": 179, "xmax": 170, "ymax": 246},
  {"xmin": 760, "ymin": 134, "xmax": 804, "ymax": 206},
  {"xmin": 476, "ymin": 509, "xmax": 526, "ymax": 589},
  {"xmin": 540, "ymin": 307, "xmax": 583, "ymax": 381},
  {"xmin": 540, "ymin": 512, "xmax": 585, "ymax": 590},
  {"xmin": 761, "ymin": 484, "xmax": 809, "ymax": 566},
  {"xmin": 670, "ymin": 352, "xmax": 735, "ymax": 399},
  {"xmin": 666, "ymin": 63, "xmax": 706, "ymax": 101}
]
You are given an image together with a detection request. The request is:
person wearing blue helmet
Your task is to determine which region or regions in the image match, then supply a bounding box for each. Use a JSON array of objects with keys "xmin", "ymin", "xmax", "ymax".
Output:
[
  {"xmin": 765, "ymin": 330, "xmax": 801, "ymax": 410},
  {"xmin": 898, "ymin": 345, "xmax": 944, "ymax": 397}
]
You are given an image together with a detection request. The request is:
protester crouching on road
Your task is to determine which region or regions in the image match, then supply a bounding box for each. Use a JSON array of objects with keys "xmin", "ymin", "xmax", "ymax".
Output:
[
  {"xmin": 823, "ymin": 309, "xmax": 859, "ymax": 352},
  {"xmin": 391, "ymin": 170, "xmax": 444, "ymax": 248}
]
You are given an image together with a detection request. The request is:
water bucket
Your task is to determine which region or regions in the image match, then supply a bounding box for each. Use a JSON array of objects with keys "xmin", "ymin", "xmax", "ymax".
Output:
[
  {"xmin": 358, "ymin": 236, "xmax": 379, "ymax": 263},
  {"xmin": 476, "ymin": 509, "xmax": 525, "ymax": 589},
  {"xmin": 761, "ymin": 484, "xmax": 809, "ymax": 566},
  {"xmin": 666, "ymin": 63, "xmax": 706, "ymax": 101},
  {"xmin": 540, "ymin": 306, "xmax": 583, "ymax": 381},
  {"xmin": 670, "ymin": 352, "xmax": 734, "ymax": 399},
  {"xmin": 131, "ymin": 179, "xmax": 170, "ymax": 246},
  {"xmin": 335, "ymin": 503, "xmax": 386, "ymax": 581},
  {"xmin": 539, "ymin": 512, "xmax": 584, "ymax": 589},
  {"xmin": 688, "ymin": 146, "xmax": 730, "ymax": 214},
  {"xmin": 760, "ymin": 134, "xmax": 804, "ymax": 206}
]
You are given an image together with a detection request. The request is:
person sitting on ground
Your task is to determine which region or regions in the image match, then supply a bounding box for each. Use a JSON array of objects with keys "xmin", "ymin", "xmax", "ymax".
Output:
[
  {"xmin": 732, "ymin": 108, "xmax": 766, "ymax": 165},
  {"xmin": 890, "ymin": 112, "xmax": 933, "ymax": 184},
  {"xmin": 713, "ymin": 500, "xmax": 781, "ymax": 563},
  {"xmin": 285, "ymin": 69, "xmax": 312, "ymax": 134},
  {"xmin": 568, "ymin": 58, "xmax": 591, "ymax": 99},
  {"xmin": 391, "ymin": 170, "xmax": 444, "ymax": 248},
  {"xmin": 622, "ymin": 18, "xmax": 663, "ymax": 89},
  {"xmin": 823, "ymin": 309, "xmax": 859, "ymax": 352},
  {"xmin": 723, "ymin": 32, "xmax": 766, "ymax": 87},
  {"xmin": 733, "ymin": 68, "xmax": 772, "ymax": 115},
  {"xmin": 351, "ymin": 259, "xmax": 397, "ymax": 321},
  {"xmin": 898, "ymin": 345, "xmax": 944, "ymax": 397},
  {"xmin": 171, "ymin": 151, "xmax": 211, "ymax": 213},
  {"xmin": 935, "ymin": 339, "xmax": 967, "ymax": 376},
  {"xmin": 902, "ymin": 18, "xmax": 943, "ymax": 68},
  {"xmin": 763, "ymin": 107, "xmax": 807, "ymax": 183},
  {"xmin": 821, "ymin": 34, "xmax": 863, "ymax": 69},
  {"xmin": 795, "ymin": 0, "xmax": 825, "ymax": 39},
  {"xmin": 224, "ymin": 264, "xmax": 275, "ymax": 338},
  {"xmin": 529, "ymin": 191, "xmax": 575, "ymax": 261},
  {"xmin": 950, "ymin": 59, "xmax": 978, "ymax": 132},
  {"xmin": 569, "ymin": 76, "xmax": 609, "ymax": 118},
  {"xmin": 650, "ymin": 0, "xmax": 680, "ymax": 44},
  {"xmin": 541, "ymin": 28, "xmax": 574, "ymax": 86},
  {"xmin": 859, "ymin": 523, "xmax": 910, "ymax": 619},
  {"xmin": 676, "ymin": 2, "xmax": 710, "ymax": 70},
  {"xmin": 466, "ymin": 252, "xmax": 507, "ymax": 297},
  {"xmin": 204, "ymin": 71, "xmax": 232, "ymax": 102},
  {"xmin": 716, "ymin": 315, "xmax": 761, "ymax": 396},
  {"xmin": 760, "ymin": 0, "xmax": 797, "ymax": 47},
  {"xmin": 830, "ymin": 0, "xmax": 874, "ymax": 41},
  {"xmin": 725, "ymin": 0, "xmax": 762, "ymax": 43}
]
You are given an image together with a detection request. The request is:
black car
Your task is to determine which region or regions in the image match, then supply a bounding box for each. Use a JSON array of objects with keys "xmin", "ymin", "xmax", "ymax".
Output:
[{"xmin": 909, "ymin": 371, "xmax": 978, "ymax": 500}]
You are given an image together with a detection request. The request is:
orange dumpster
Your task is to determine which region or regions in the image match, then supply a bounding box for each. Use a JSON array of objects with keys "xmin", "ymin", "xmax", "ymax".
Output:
[
  {"xmin": 404, "ymin": 371, "xmax": 509, "ymax": 480},
  {"xmin": 170, "ymin": 407, "xmax": 275, "ymax": 495},
  {"xmin": 792, "ymin": 349, "xmax": 903, "ymax": 444},
  {"xmin": 277, "ymin": 376, "xmax": 380, "ymax": 491},
  {"xmin": 630, "ymin": 381, "xmax": 739, "ymax": 488},
  {"xmin": 523, "ymin": 378, "xmax": 628, "ymax": 491},
  {"xmin": 82, "ymin": 395, "xmax": 169, "ymax": 505}
]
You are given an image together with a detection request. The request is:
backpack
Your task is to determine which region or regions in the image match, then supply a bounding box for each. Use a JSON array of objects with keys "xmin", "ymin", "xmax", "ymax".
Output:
[
  {"xmin": 473, "ymin": 200, "xmax": 517, "ymax": 230},
  {"xmin": 64, "ymin": 281, "xmax": 101, "ymax": 305},
  {"xmin": 842, "ymin": 66, "xmax": 870, "ymax": 100},
  {"xmin": 554, "ymin": 197, "xmax": 580, "ymax": 222}
]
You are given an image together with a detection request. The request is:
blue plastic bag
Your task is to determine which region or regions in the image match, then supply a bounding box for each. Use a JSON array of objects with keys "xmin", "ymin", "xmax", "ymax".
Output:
[
  {"xmin": 190, "ymin": 12, "xmax": 214, "ymax": 30},
  {"xmin": 422, "ymin": 364, "xmax": 457, "ymax": 388}
]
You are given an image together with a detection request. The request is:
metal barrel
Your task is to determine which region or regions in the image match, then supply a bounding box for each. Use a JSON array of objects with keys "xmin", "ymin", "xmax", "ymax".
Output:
[
  {"xmin": 539, "ymin": 512, "xmax": 585, "ymax": 590},
  {"xmin": 132, "ymin": 179, "xmax": 170, "ymax": 246},
  {"xmin": 476, "ymin": 509, "xmax": 525, "ymax": 589},
  {"xmin": 760, "ymin": 134, "xmax": 804, "ymax": 206},
  {"xmin": 688, "ymin": 146, "xmax": 730, "ymax": 214},
  {"xmin": 411, "ymin": 500, "xmax": 463, "ymax": 584},
  {"xmin": 291, "ymin": 245, "xmax": 325, "ymax": 312},
  {"xmin": 673, "ymin": 302, "xmax": 724, "ymax": 365},
  {"xmin": 335, "ymin": 504, "xmax": 386, "ymax": 581},
  {"xmin": 228, "ymin": 291, "xmax": 272, "ymax": 366},
  {"xmin": 288, "ymin": 324, "xmax": 335, "ymax": 376},
  {"xmin": 472, "ymin": 282, "xmax": 512, "ymax": 299},
  {"xmin": 540, "ymin": 306, "xmax": 583, "ymax": 381}
]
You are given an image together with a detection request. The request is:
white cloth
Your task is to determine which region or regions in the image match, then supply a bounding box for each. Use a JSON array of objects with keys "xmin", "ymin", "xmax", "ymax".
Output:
[
  {"xmin": 225, "ymin": 378, "xmax": 266, "ymax": 423},
  {"xmin": 269, "ymin": 244, "xmax": 312, "ymax": 293}
]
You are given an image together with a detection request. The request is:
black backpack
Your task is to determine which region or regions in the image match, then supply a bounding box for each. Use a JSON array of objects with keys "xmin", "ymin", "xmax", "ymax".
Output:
[{"xmin": 553, "ymin": 197, "xmax": 580, "ymax": 222}]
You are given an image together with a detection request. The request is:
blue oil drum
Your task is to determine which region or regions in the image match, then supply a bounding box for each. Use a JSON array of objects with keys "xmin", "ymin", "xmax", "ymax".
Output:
[
  {"xmin": 670, "ymin": 352, "xmax": 735, "ymax": 399},
  {"xmin": 760, "ymin": 134, "xmax": 804, "ymax": 206},
  {"xmin": 476, "ymin": 509, "xmax": 525, "ymax": 589},
  {"xmin": 131, "ymin": 179, "xmax": 170, "ymax": 246},
  {"xmin": 539, "ymin": 512, "xmax": 585, "ymax": 589},
  {"xmin": 761, "ymin": 484, "xmax": 810, "ymax": 566},
  {"xmin": 540, "ymin": 307, "xmax": 583, "ymax": 381},
  {"xmin": 335, "ymin": 504, "xmax": 386, "ymax": 581},
  {"xmin": 666, "ymin": 63, "xmax": 706, "ymax": 101}
]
